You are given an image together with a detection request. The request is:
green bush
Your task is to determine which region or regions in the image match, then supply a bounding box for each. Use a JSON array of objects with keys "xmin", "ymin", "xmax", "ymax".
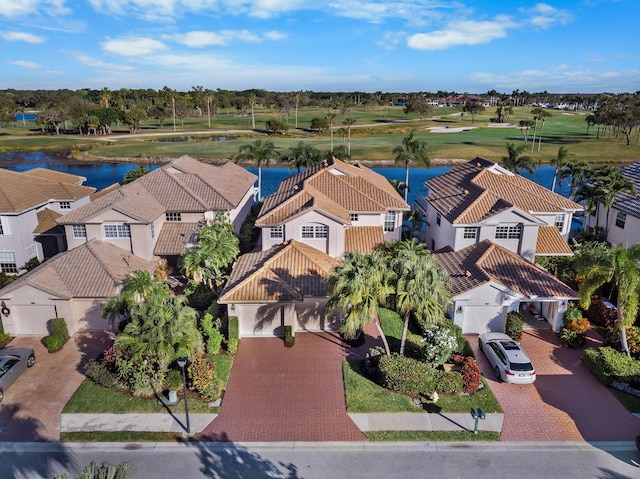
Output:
[
  {"xmin": 435, "ymin": 370, "xmax": 463, "ymax": 394},
  {"xmin": 562, "ymin": 307, "xmax": 583, "ymax": 326},
  {"xmin": 582, "ymin": 346, "xmax": 640, "ymax": 385},
  {"xmin": 625, "ymin": 326, "xmax": 640, "ymax": 359},
  {"xmin": 51, "ymin": 317, "xmax": 69, "ymax": 340},
  {"xmin": 419, "ymin": 324, "xmax": 458, "ymax": 366},
  {"xmin": 200, "ymin": 313, "xmax": 223, "ymax": 355},
  {"xmin": 227, "ymin": 315, "xmax": 239, "ymax": 354},
  {"xmin": 163, "ymin": 369, "xmax": 184, "ymax": 391},
  {"xmin": 505, "ymin": 311, "xmax": 523, "ymax": 341},
  {"xmin": 184, "ymin": 282, "xmax": 216, "ymax": 311},
  {"xmin": 377, "ymin": 353, "xmax": 436, "ymax": 394},
  {"xmin": 284, "ymin": 325, "xmax": 295, "ymax": 347},
  {"xmin": 45, "ymin": 334, "xmax": 66, "ymax": 353},
  {"xmin": 582, "ymin": 348, "xmax": 608, "ymax": 384},
  {"xmin": 188, "ymin": 353, "xmax": 222, "ymax": 400},
  {"xmin": 559, "ymin": 328, "xmax": 586, "ymax": 348},
  {"xmin": 0, "ymin": 333, "xmax": 11, "ymax": 348},
  {"xmin": 0, "ymin": 315, "xmax": 4, "ymax": 335},
  {"xmin": 566, "ymin": 317, "xmax": 591, "ymax": 335},
  {"xmin": 85, "ymin": 359, "xmax": 117, "ymax": 389}
]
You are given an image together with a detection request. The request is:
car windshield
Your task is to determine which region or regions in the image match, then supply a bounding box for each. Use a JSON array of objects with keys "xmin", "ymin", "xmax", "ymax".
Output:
[
  {"xmin": 510, "ymin": 362, "xmax": 534, "ymax": 372},
  {"xmin": 499, "ymin": 341, "xmax": 520, "ymax": 351}
]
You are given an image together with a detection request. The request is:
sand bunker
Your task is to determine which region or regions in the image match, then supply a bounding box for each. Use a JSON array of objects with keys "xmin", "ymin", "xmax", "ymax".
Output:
[{"xmin": 427, "ymin": 126, "xmax": 478, "ymax": 133}]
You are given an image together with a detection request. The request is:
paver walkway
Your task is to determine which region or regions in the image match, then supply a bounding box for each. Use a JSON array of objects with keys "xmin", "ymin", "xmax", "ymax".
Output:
[
  {"xmin": 469, "ymin": 329, "xmax": 640, "ymax": 441},
  {"xmin": 199, "ymin": 332, "xmax": 365, "ymax": 442}
]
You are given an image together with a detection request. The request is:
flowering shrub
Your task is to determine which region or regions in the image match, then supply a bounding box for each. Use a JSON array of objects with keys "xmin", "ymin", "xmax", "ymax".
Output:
[
  {"xmin": 566, "ymin": 317, "xmax": 591, "ymax": 335},
  {"xmin": 562, "ymin": 307, "xmax": 583, "ymax": 326},
  {"xmin": 419, "ymin": 326, "xmax": 458, "ymax": 365}
]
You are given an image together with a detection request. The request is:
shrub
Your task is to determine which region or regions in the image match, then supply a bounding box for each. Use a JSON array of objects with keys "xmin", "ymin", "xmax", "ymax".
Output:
[
  {"xmin": 85, "ymin": 359, "xmax": 117, "ymax": 389},
  {"xmin": 435, "ymin": 370, "xmax": 463, "ymax": 394},
  {"xmin": 362, "ymin": 346, "xmax": 386, "ymax": 377},
  {"xmin": 200, "ymin": 313, "xmax": 223, "ymax": 355},
  {"xmin": 626, "ymin": 326, "xmax": 640, "ymax": 358},
  {"xmin": 404, "ymin": 333, "xmax": 425, "ymax": 361},
  {"xmin": 582, "ymin": 348, "xmax": 608, "ymax": 384},
  {"xmin": 163, "ymin": 369, "xmax": 184, "ymax": 391},
  {"xmin": 585, "ymin": 298, "xmax": 618, "ymax": 328},
  {"xmin": 377, "ymin": 353, "xmax": 436, "ymax": 394},
  {"xmin": 0, "ymin": 333, "xmax": 11, "ymax": 349},
  {"xmin": 562, "ymin": 307, "xmax": 583, "ymax": 326},
  {"xmin": 559, "ymin": 328, "xmax": 586, "ymax": 348},
  {"xmin": 188, "ymin": 353, "xmax": 222, "ymax": 400},
  {"xmin": 284, "ymin": 325, "xmax": 295, "ymax": 347},
  {"xmin": 582, "ymin": 346, "xmax": 640, "ymax": 385},
  {"xmin": 184, "ymin": 282, "xmax": 216, "ymax": 311},
  {"xmin": 505, "ymin": 311, "xmax": 523, "ymax": 341},
  {"xmin": 566, "ymin": 317, "xmax": 591, "ymax": 335},
  {"xmin": 0, "ymin": 316, "xmax": 4, "ymax": 335},
  {"xmin": 115, "ymin": 358, "xmax": 164, "ymax": 397},
  {"xmin": 419, "ymin": 325, "xmax": 458, "ymax": 366},
  {"xmin": 227, "ymin": 316, "xmax": 239, "ymax": 354},
  {"xmin": 460, "ymin": 357, "xmax": 482, "ymax": 394},
  {"xmin": 51, "ymin": 317, "xmax": 69, "ymax": 340}
]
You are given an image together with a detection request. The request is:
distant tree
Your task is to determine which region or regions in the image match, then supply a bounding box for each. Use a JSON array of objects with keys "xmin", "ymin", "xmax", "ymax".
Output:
[
  {"xmin": 285, "ymin": 141, "xmax": 322, "ymax": 173},
  {"xmin": 122, "ymin": 165, "xmax": 150, "ymax": 185},
  {"xmin": 392, "ymin": 130, "xmax": 430, "ymax": 202},
  {"xmin": 342, "ymin": 117, "xmax": 356, "ymax": 156},
  {"xmin": 265, "ymin": 118, "xmax": 289, "ymax": 135},
  {"xmin": 310, "ymin": 116, "xmax": 330, "ymax": 133},
  {"xmin": 403, "ymin": 96, "xmax": 433, "ymax": 120},
  {"xmin": 535, "ymin": 110, "xmax": 553, "ymax": 151},
  {"xmin": 236, "ymin": 138, "xmax": 280, "ymax": 201},
  {"xmin": 501, "ymin": 143, "xmax": 534, "ymax": 175},
  {"xmin": 518, "ymin": 119, "xmax": 534, "ymax": 145},
  {"xmin": 461, "ymin": 102, "xmax": 485, "ymax": 123}
]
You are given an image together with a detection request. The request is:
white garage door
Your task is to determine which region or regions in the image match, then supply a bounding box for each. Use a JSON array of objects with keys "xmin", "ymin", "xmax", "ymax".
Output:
[
  {"xmin": 462, "ymin": 305, "xmax": 506, "ymax": 334},
  {"xmin": 10, "ymin": 304, "xmax": 58, "ymax": 335}
]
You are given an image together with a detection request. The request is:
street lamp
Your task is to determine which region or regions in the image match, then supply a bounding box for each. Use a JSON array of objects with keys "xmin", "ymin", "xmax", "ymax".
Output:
[{"xmin": 177, "ymin": 356, "xmax": 190, "ymax": 435}]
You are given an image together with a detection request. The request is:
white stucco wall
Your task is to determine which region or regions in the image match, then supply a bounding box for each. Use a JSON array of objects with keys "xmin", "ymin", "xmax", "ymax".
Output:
[
  {"xmin": 227, "ymin": 188, "xmax": 255, "ymax": 234},
  {"xmin": 451, "ymin": 282, "xmax": 522, "ymax": 334},
  {"xmin": 586, "ymin": 205, "xmax": 640, "ymax": 248},
  {"xmin": 295, "ymin": 297, "xmax": 336, "ymax": 332}
]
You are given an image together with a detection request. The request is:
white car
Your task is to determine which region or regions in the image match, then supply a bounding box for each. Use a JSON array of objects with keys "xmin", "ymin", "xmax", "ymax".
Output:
[{"xmin": 478, "ymin": 332, "xmax": 536, "ymax": 384}]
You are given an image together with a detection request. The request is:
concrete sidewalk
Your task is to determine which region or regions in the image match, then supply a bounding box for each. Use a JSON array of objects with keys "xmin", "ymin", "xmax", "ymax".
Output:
[{"xmin": 61, "ymin": 412, "xmax": 503, "ymax": 435}]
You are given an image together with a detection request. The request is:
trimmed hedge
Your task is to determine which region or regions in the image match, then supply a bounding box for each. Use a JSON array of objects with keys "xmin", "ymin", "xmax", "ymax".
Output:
[
  {"xmin": 284, "ymin": 325, "xmax": 295, "ymax": 347},
  {"xmin": 505, "ymin": 311, "xmax": 523, "ymax": 341},
  {"xmin": 434, "ymin": 370, "xmax": 463, "ymax": 394},
  {"xmin": 582, "ymin": 346, "xmax": 640, "ymax": 386},
  {"xmin": 227, "ymin": 315, "xmax": 239, "ymax": 354},
  {"xmin": 377, "ymin": 353, "xmax": 436, "ymax": 394},
  {"xmin": 0, "ymin": 333, "xmax": 11, "ymax": 349},
  {"xmin": 46, "ymin": 318, "xmax": 69, "ymax": 353}
]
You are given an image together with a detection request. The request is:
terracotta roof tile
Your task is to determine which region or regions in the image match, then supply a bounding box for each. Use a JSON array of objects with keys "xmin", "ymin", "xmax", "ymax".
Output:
[
  {"xmin": 90, "ymin": 183, "xmax": 121, "ymax": 201},
  {"xmin": 153, "ymin": 222, "xmax": 200, "ymax": 256},
  {"xmin": 434, "ymin": 240, "xmax": 577, "ymax": 298},
  {"xmin": 536, "ymin": 226, "xmax": 574, "ymax": 256},
  {"xmin": 344, "ymin": 226, "xmax": 385, "ymax": 253},
  {"xmin": 219, "ymin": 240, "xmax": 338, "ymax": 303},
  {"xmin": 33, "ymin": 208, "xmax": 64, "ymax": 234},
  {"xmin": 0, "ymin": 240, "xmax": 156, "ymax": 299}
]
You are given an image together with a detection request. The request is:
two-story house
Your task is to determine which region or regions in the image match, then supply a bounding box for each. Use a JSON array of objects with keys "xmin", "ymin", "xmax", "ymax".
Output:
[
  {"xmin": 415, "ymin": 158, "xmax": 581, "ymax": 334},
  {"xmin": 56, "ymin": 156, "xmax": 257, "ymax": 264},
  {"xmin": 583, "ymin": 161, "xmax": 640, "ymax": 247},
  {"xmin": 0, "ymin": 168, "xmax": 95, "ymax": 274},
  {"xmin": 218, "ymin": 157, "xmax": 410, "ymax": 337}
]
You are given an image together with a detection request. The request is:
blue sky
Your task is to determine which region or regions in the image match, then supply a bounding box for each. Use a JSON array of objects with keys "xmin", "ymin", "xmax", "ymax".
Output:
[{"xmin": 0, "ymin": 0, "xmax": 637, "ymax": 93}]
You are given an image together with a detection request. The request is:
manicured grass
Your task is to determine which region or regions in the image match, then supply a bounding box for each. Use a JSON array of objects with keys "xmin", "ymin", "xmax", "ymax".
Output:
[
  {"xmin": 60, "ymin": 431, "xmax": 191, "ymax": 442},
  {"xmin": 343, "ymin": 360, "xmax": 417, "ymax": 413},
  {"xmin": 63, "ymin": 380, "xmax": 214, "ymax": 414},
  {"xmin": 609, "ymin": 388, "xmax": 640, "ymax": 413},
  {"xmin": 365, "ymin": 430, "xmax": 500, "ymax": 441},
  {"xmin": 211, "ymin": 353, "xmax": 233, "ymax": 384},
  {"xmin": 422, "ymin": 378, "xmax": 502, "ymax": 414}
]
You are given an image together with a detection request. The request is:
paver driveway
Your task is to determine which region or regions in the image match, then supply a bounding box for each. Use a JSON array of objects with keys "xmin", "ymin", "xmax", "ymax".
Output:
[
  {"xmin": 0, "ymin": 332, "xmax": 112, "ymax": 441},
  {"xmin": 470, "ymin": 329, "xmax": 640, "ymax": 441},
  {"xmin": 199, "ymin": 332, "xmax": 365, "ymax": 442}
]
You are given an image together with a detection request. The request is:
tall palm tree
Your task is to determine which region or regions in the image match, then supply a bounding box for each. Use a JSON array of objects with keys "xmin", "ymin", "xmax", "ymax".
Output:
[
  {"xmin": 549, "ymin": 146, "xmax": 571, "ymax": 192},
  {"xmin": 530, "ymin": 107, "xmax": 544, "ymax": 153},
  {"xmin": 392, "ymin": 130, "xmax": 430, "ymax": 202},
  {"xmin": 536, "ymin": 110, "xmax": 553, "ymax": 151},
  {"xmin": 501, "ymin": 143, "xmax": 534, "ymax": 175},
  {"xmin": 236, "ymin": 139, "xmax": 280, "ymax": 201},
  {"xmin": 286, "ymin": 141, "xmax": 322, "ymax": 173},
  {"xmin": 326, "ymin": 113, "xmax": 337, "ymax": 151},
  {"xmin": 518, "ymin": 119, "xmax": 534, "ymax": 145},
  {"xmin": 575, "ymin": 242, "xmax": 640, "ymax": 357},
  {"xmin": 326, "ymin": 251, "xmax": 393, "ymax": 355},
  {"xmin": 342, "ymin": 117, "xmax": 356, "ymax": 156},
  {"xmin": 102, "ymin": 270, "xmax": 169, "ymax": 325},
  {"xmin": 293, "ymin": 90, "xmax": 301, "ymax": 129},
  {"xmin": 248, "ymin": 93, "xmax": 257, "ymax": 129}
]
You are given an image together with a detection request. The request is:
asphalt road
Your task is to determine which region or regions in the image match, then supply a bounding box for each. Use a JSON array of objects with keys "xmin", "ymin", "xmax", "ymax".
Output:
[{"xmin": 3, "ymin": 441, "xmax": 639, "ymax": 479}]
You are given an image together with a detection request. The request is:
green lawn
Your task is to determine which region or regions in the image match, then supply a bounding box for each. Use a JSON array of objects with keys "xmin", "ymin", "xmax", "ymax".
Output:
[
  {"xmin": 60, "ymin": 431, "xmax": 190, "ymax": 442},
  {"xmin": 365, "ymin": 430, "xmax": 500, "ymax": 441}
]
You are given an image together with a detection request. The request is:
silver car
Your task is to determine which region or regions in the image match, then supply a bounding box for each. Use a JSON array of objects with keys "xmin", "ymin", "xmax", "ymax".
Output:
[
  {"xmin": 478, "ymin": 332, "xmax": 536, "ymax": 384},
  {"xmin": 0, "ymin": 347, "xmax": 36, "ymax": 402}
]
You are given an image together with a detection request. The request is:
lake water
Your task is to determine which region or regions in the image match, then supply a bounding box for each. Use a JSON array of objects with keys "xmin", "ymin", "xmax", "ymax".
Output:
[{"xmin": 0, "ymin": 151, "xmax": 568, "ymax": 206}]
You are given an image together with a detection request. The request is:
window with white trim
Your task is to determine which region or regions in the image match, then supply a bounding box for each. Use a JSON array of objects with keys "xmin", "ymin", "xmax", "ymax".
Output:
[
  {"xmin": 59, "ymin": 201, "xmax": 71, "ymax": 210},
  {"xmin": 0, "ymin": 252, "xmax": 17, "ymax": 274},
  {"xmin": 72, "ymin": 224, "xmax": 86, "ymax": 239},
  {"xmin": 26, "ymin": 244, "xmax": 37, "ymax": 260},
  {"xmin": 496, "ymin": 225, "xmax": 521, "ymax": 240},
  {"xmin": 384, "ymin": 212, "xmax": 396, "ymax": 232},
  {"xmin": 350, "ymin": 213, "xmax": 359, "ymax": 223},
  {"xmin": 270, "ymin": 226, "xmax": 283, "ymax": 239},
  {"xmin": 166, "ymin": 212, "xmax": 181, "ymax": 222},
  {"xmin": 104, "ymin": 223, "xmax": 130, "ymax": 238},
  {"xmin": 554, "ymin": 214, "xmax": 565, "ymax": 232},
  {"xmin": 615, "ymin": 212, "xmax": 626, "ymax": 229},
  {"xmin": 301, "ymin": 225, "xmax": 328, "ymax": 238},
  {"xmin": 463, "ymin": 227, "xmax": 477, "ymax": 239}
]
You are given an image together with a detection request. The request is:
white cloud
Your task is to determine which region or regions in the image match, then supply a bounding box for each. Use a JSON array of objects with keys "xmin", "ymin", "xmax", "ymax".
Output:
[
  {"xmin": 525, "ymin": 3, "xmax": 573, "ymax": 29},
  {"xmin": 376, "ymin": 31, "xmax": 406, "ymax": 50},
  {"xmin": 101, "ymin": 37, "xmax": 168, "ymax": 57},
  {"xmin": 0, "ymin": 31, "xmax": 47, "ymax": 43},
  {"xmin": 0, "ymin": 0, "xmax": 70, "ymax": 18},
  {"xmin": 167, "ymin": 29, "xmax": 287, "ymax": 47},
  {"xmin": 407, "ymin": 16, "xmax": 517, "ymax": 50},
  {"xmin": 8, "ymin": 60, "xmax": 41, "ymax": 69},
  {"xmin": 72, "ymin": 52, "xmax": 136, "ymax": 71},
  {"xmin": 263, "ymin": 30, "xmax": 287, "ymax": 41}
]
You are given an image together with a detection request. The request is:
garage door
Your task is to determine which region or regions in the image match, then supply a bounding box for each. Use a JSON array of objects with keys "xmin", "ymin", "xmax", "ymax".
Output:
[
  {"xmin": 10, "ymin": 304, "xmax": 57, "ymax": 335},
  {"xmin": 462, "ymin": 305, "xmax": 505, "ymax": 334}
]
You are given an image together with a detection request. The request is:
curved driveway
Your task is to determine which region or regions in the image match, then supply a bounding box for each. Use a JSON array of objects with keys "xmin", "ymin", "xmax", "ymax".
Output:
[{"xmin": 470, "ymin": 329, "xmax": 640, "ymax": 441}]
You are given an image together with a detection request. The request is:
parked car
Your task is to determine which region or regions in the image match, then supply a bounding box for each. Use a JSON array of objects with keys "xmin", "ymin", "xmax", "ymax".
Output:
[
  {"xmin": 478, "ymin": 332, "xmax": 536, "ymax": 384},
  {"xmin": 0, "ymin": 347, "xmax": 36, "ymax": 402}
]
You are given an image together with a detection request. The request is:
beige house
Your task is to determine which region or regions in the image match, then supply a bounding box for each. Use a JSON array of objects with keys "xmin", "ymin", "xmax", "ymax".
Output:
[
  {"xmin": 0, "ymin": 168, "xmax": 95, "ymax": 274},
  {"xmin": 57, "ymin": 156, "xmax": 257, "ymax": 263},
  {"xmin": 0, "ymin": 240, "xmax": 155, "ymax": 336},
  {"xmin": 415, "ymin": 158, "xmax": 582, "ymax": 261},
  {"xmin": 222, "ymin": 157, "xmax": 410, "ymax": 337}
]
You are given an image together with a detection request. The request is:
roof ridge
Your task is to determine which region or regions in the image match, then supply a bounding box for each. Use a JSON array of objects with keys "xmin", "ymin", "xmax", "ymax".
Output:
[{"xmin": 85, "ymin": 240, "xmax": 121, "ymax": 286}]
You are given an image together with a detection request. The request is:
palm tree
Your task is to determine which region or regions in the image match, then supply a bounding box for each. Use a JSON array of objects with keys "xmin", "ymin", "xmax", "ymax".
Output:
[
  {"xmin": 326, "ymin": 251, "xmax": 393, "ymax": 355},
  {"xmin": 518, "ymin": 119, "xmax": 534, "ymax": 145},
  {"xmin": 248, "ymin": 93, "xmax": 257, "ymax": 129},
  {"xmin": 286, "ymin": 141, "xmax": 322, "ymax": 173},
  {"xmin": 530, "ymin": 107, "xmax": 544, "ymax": 153},
  {"xmin": 536, "ymin": 110, "xmax": 553, "ymax": 151},
  {"xmin": 122, "ymin": 165, "xmax": 150, "ymax": 185},
  {"xmin": 293, "ymin": 90, "xmax": 301, "ymax": 129},
  {"xmin": 501, "ymin": 143, "xmax": 534, "ymax": 175},
  {"xmin": 575, "ymin": 242, "xmax": 640, "ymax": 357},
  {"xmin": 236, "ymin": 139, "xmax": 280, "ymax": 201},
  {"xmin": 392, "ymin": 130, "xmax": 430, "ymax": 202},
  {"xmin": 549, "ymin": 146, "xmax": 571, "ymax": 193},
  {"xmin": 326, "ymin": 113, "xmax": 337, "ymax": 151},
  {"xmin": 102, "ymin": 270, "xmax": 168, "ymax": 325},
  {"xmin": 342, "ymin": 117, "xmax": 356, "ymax": 156}
]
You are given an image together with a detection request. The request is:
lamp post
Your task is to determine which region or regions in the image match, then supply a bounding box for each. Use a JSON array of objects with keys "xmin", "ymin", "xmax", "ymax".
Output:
[{"xmin": 177, "ymin": 357, "xmax": 190, "ymax": 435}]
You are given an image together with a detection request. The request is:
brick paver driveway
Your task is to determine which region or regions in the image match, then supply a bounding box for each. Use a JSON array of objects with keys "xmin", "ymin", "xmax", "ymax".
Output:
[
  {"xmin": 470, "ymin": 329, "xmax": 640, "ymax": 441},
  {"xmin": 199, "ymin": 332, "xmax": 365, "ymax": 442},
  {"xmin": 0, "ymin": 332, "xmax": 112, "ymax": 441}
]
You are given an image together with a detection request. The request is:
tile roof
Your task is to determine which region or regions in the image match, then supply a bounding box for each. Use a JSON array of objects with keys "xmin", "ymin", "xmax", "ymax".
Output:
[
  {"xmin": 434, "ymin": 239, "xmax": 578, "ymax": 299},
  {"xmin": 33, "ymin": 208, "xmax": 64, "ymax": 234},
  {"xmin": 257, "ymin": 157, "xmax": 409, "ymax": 226},
  {"xmin": 57, "ymin": 156, "xmax": 257, "ymax": 224},
  {"xmin": 0, "ymin": 168, "xmax": 95, "ymax": 214},
  {"xmin": 426, "ymin": 158, "xmax": 582, "ymax": 224},
  {"xmin": 0, "ymin": 240, "xmax": 156, "ymax": 299},
  {"xmin": 153, "ymin": 222, "xmax": 200, "ymax": 256},
  {"xmin": 90, "ymin": 183, "xmax": 121, "ymax": 201},
  {"xmin": 344, "ymin": 226, "xmax": 385, "ymax": 253},
  {"xmin": 535, "ymin": 226, "xmax": 573, "ymax": 256},
  {"xmin": 613, "ymin": 161, "xmax": 640, "ymax": 218},
  {"xmin": 219, "ymin": 240, "xmax": 338, "ymax": 303}
]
